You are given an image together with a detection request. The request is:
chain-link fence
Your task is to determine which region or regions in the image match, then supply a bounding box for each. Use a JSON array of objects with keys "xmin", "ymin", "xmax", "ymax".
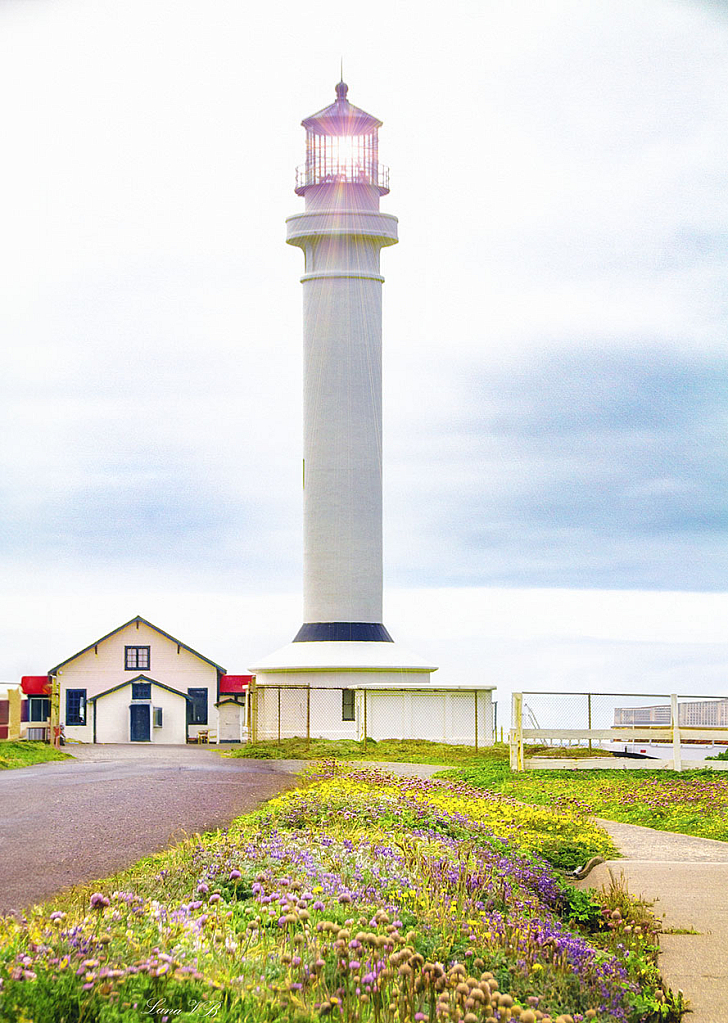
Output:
[
  {"xmin": 249, "ymin": 683, "xmax": 495, "ymax": 750},
  {"xmin": 509, "ymin": 691, "xmax": 728, "ymax": 771}
]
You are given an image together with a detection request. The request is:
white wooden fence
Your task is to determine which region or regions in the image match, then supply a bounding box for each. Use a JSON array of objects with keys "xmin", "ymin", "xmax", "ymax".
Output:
[{"xmin": 509, "ymin": 692, "xmax": 728, "ymax": 772}]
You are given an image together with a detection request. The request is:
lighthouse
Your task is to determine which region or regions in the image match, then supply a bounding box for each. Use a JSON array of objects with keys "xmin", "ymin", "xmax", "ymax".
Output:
[
  {"xmin": 250, "ymin": 80, "xmax": 437, "ymax": 738},
  {"xmin": 291, "ymin": 79, "xmax": 395, "ymax": 642}
]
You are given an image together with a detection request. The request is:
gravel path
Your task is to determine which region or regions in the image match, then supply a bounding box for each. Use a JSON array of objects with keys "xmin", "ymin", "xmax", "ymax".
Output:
[{"xmin": 0, "ymin": 745, "xmax": 299, "ymax": 915}]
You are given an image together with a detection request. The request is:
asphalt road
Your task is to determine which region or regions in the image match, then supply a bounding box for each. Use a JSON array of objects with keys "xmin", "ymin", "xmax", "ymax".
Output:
[{"xmin": 0, "ymin": 745, "xmax": 299, "ymax": 915}]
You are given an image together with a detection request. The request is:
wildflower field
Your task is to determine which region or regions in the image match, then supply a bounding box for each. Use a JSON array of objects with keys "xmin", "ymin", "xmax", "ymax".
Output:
[
  {"xmin": 230, "ymin": 737, "xmax": 728, "ymax": 843},
  {"xmin": 451, "ymin": 763, "xmax": 728, "ymax": 844},
  {"xmin": 0, "ymin": 763, "xmax": 682, "ymax": 1023}
]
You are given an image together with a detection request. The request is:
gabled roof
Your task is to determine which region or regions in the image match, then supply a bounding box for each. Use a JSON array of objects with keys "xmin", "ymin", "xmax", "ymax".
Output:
[
  {"xmin": 48, "ymin": 616, "xmax": 226, "ymax": 674},
  {"xmin": 88, "ymin": 675, "xmax": 193, "ymax": 703}
]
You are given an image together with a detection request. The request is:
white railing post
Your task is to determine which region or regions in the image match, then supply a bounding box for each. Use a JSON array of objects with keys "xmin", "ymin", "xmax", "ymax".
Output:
[
  {"xmin": 510, "ymin": 693, "xmax": 524, "ymax": 772},
  {"xmin": 671, "ymin": 694, "xmax": 682, "ymax": 772}
]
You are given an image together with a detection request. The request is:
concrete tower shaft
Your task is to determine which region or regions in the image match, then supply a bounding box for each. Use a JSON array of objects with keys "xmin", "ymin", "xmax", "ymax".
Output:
[{"xmin": 287, "ymin": 185, "xmax": 397, "ymax": 637}]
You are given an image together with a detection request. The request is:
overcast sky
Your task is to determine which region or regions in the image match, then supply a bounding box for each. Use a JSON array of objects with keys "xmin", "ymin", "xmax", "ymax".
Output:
[{"xmin": 1, "ymin": 0, "xmax": 726, "ymax": 708}]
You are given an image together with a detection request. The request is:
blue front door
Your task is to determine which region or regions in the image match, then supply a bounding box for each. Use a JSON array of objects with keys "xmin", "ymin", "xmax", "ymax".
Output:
[{"xmin": 130, "ymin": 704, "xmax": 150, "ymax": 742}]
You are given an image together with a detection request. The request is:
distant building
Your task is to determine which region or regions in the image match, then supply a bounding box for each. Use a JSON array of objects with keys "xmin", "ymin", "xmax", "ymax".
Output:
[
  {"xmin": 0, "ymin": 684, "xmax": 22, "ymax": 741},
  {"xmin": 614, "ymin": 700, "xmax": 728, "ymax": 728},
  {"xmin": 20, "ymin": 616, "xmax": 250, "ymax": 745}
]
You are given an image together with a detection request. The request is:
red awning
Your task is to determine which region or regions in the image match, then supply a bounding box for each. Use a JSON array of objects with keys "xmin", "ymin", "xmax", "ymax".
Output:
[
  {"xmin": 21, "ymin": 676, "xmax": 51, "ymax": 695},
  {"xmin": 219, "ymin": 674, "xmax": 252, "ymax": 694}
]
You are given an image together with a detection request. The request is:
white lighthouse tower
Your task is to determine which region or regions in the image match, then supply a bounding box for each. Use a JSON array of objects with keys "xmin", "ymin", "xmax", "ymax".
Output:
[{"xmin": 250, "ymin": 80, "xmax": 437, "ymax": 738}]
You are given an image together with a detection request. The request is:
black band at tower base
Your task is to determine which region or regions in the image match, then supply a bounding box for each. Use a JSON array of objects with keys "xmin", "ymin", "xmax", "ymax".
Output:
[{"xmin": 293, "ymin": 622, "xmax": 394, "ymax": 643}]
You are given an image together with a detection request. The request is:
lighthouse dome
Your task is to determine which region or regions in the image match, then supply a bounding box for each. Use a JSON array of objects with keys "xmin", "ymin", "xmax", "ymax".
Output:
[{"xmin": 302, "ymin": 80, "xmax": 382, "ymax": 136}]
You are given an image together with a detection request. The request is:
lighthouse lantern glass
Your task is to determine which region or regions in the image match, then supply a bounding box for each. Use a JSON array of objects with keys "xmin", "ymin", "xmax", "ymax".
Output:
[{"xmin": 304, "ymin": 129, "xmax": 379, "ymax": 187}]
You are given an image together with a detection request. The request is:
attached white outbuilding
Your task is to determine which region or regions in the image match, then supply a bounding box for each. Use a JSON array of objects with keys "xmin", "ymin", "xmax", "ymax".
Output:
[
  {"xmin": 250, "ymin": 640, "xmax": 494, "ymax": 746},
  {"xmin": 353, "ymin": 683, "xmax": 495, "ymax": 747}
]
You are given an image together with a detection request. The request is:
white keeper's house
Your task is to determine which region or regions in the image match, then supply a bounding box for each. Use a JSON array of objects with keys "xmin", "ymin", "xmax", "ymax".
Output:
[{"xmin": 21, "ymin": 616, "xmax": 250, "ymax": 745}]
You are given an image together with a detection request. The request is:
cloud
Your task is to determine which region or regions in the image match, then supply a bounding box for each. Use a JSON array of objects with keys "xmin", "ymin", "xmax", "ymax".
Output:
[
  {"xmin": 385, "ymin": 348, "xmax": 727, "ymax": 590},
  {"xmin": 0, "ymin": 0, "xmax": 725, "ymax": 679}
]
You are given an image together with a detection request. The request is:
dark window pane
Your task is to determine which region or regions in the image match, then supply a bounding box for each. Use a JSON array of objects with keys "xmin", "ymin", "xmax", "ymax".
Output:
[
  {"xmin": 342, "ymin": 689, "xmax": 355, "ymax": 722},
  {"xmin": 132, "ymin": 682, "xmax": 151, "ymax": 700},
  {"xmin": 187, "ymin": 688, "xmax": 208, "ymax": 725},
  {"xmin": 29, "ymin": 697, "xmax": 50, "ymax": 722},
  {"xmin": 66, "ymin": 689, "xmax": 86, "ymax": 726},
  {"xmin": 125, "ymin": 647, "xmax": 150, "ymax": 670}
]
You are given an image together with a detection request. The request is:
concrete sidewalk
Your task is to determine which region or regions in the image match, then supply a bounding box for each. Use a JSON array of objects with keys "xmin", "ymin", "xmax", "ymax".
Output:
[{"xmin": 576, "ymin": 819, "xmax": 728, "ymax": 1023}]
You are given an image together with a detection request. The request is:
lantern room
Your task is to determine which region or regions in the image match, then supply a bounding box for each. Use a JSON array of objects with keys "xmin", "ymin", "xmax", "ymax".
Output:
[{"xmin": 295, "ymin": 81, "xmax": 390, "ymax": 195}]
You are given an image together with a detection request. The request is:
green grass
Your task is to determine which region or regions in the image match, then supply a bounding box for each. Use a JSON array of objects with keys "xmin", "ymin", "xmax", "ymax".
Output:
[
  {"xmin": 0, "ymin": 740, "xmax": 71, "ymax": 770},
  {"xmin": 224, "ymin": 736, "xmax": 497, "ymax": 764},
  {"xmin": 446, "ymin": 763, "xmax": 728, "ymax": 843},
  {"xmin": 224, "ymin": 736, "xmax": 610, "ymax": 765}
]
